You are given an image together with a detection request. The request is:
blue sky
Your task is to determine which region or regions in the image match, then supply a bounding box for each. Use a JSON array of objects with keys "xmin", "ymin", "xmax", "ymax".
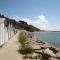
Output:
[{"xmin": 0, "ymin": 0, "xmax": 60, "ymax": 30}]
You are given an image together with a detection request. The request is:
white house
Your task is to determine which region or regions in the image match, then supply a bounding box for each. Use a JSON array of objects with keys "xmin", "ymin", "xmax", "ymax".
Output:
[{"xmin": 0, "ymin": 18, "xmax": 16, "ymax": 46}]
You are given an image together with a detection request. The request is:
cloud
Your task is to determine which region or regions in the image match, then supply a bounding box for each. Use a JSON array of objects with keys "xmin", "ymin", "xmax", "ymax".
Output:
[
  {"xmin": 11, "ymin": 16, "xmax": 20, "ymax": 20},
  {"xmin": 33, "ymin": 15, "xmax": 48, "ymax": 30},
  {"xmin": 36, "ymin": 16, "xmax": 48, "ymax": 23},
  {"xmin": 18, "ymin": 15, "xmax": 48, "ymax": 30},
  {"xmin": 13, "ymin": 15, "xmax": 60, "ymax": 31}
]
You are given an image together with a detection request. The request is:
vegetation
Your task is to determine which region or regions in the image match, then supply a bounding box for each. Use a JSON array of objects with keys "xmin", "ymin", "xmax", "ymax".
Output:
[
  {"xmin": 18, "ymin": 32, "xmax": 33, "ymax": 54},
  {"xmin": 16, "ymin": 20, "xmax": 40, "ymax": 32},
  {"xmin": 19, "ymin": 47, "xmax": 33, "ymax": 54},
  {"xmin": 18, "ymin": 32, "xmax": 27, "ymax": 47},
  {"xmin": 0, "ymin": 14, "xmax": 40, "ymax": 32},
  {"xmin": 0, "ymin": 14, "xmax": 5, "ymax": 18}
]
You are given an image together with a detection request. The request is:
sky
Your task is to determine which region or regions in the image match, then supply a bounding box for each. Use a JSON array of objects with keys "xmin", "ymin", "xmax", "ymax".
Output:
[{"xmin": 0, "ymin": 0, "xmax": 60, "ymax": 31}]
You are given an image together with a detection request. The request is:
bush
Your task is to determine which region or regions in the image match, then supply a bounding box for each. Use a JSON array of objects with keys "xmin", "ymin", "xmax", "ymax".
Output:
[
  {"xmin": 18, "ymin": 32, "xmax": 33, "ymax": 54},
  {"xmin": 19, "ymin": 47, "xmax": 33, "ymax": 54},
  {"xmin": 18, "ymin": 32, "xmax": 27, "ymax": 47}
]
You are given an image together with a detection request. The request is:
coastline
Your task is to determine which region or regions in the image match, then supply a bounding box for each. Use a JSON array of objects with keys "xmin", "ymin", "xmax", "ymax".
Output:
[
  {"xmin": 31, "ymin": 31, "xmax": 60, "ymax": 49},
  {"xmin": 21, "ymin": 31, "xmax": 60, "ymax": 60}
]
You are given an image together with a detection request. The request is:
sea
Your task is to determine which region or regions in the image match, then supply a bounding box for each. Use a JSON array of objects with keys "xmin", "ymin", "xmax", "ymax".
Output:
[{"xmin": 31, "ymin": 32, "xmax": 60, "ymax": 48}]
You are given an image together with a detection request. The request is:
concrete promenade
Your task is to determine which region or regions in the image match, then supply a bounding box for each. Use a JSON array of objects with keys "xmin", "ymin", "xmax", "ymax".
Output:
[{"xmin": 0, "ymin": 32, "xmax": 23, "ymax": 60}]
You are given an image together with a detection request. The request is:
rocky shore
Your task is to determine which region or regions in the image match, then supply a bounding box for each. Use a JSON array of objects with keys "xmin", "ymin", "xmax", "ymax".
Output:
[{"xmin": 20, "ymin": 31, "xmax": 60, "ymax": 60}]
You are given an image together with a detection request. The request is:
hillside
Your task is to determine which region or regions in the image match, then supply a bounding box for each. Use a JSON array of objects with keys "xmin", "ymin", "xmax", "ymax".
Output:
[
  {"xmin": 0, "ymin": 14, "xmax": 40, "ymax": 32},
  {"xmin": 15, "ymin": 20, "xmax": 40, "ymax": 32}
]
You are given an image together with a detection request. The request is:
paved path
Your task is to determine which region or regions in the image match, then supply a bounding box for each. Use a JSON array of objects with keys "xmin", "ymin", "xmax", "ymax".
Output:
[{"xmin": 0, "ymin": 33, "xmax": 23, "ymax": 60}]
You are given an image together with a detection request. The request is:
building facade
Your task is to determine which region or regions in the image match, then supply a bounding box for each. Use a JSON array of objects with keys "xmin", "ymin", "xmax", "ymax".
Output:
[{"xmin": 0, "ymin": 18, "xmax": 16, "ymax": 45}]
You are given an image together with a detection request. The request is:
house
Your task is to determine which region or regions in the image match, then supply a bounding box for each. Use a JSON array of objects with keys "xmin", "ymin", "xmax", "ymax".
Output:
[{"xmin": 0, "ymin": 18, "xmax": 16, "ymax": 45}]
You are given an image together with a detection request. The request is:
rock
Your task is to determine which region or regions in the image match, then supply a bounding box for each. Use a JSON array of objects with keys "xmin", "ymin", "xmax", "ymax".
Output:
[
  {"xmin": 48, "ymin": 57, "xmax": 59, "ymax": 60},
  {"xmin": 24, "ymin": 58, "xmax": 35, "ymax": 60},
  {"xmin": 40, "ymin": 42, "xmax": 50, "ymax": 49},
  {"xmin": 31, "ymin": 42, "xmax": 41, "ymax": 49},
  {"xmin": 23, "ymin": 53, "xmax": 42, "ymax": 60},
  {"xmin": 56, "ymin": 52, "xmax": 60, "ymax": 59},
  {"xmin": 24, "ymin": 53, "xmax": 38, "ymax": 59},
  {"xmin": 23, "ymin": 55, "xmax": 29, "ymax": 59},
  {"xmin": 31, "ymin": 53, "xmax": 38, "ymax": 58},
  {"xmin": 35, "ymin": 50, "xmax": 43, "ymax": 54},
  {"xmin": 36, "ymin": 40, "xmax": 46, "ymax": 44},
  {"xmin": 32, "ymin": 54, "xmax": 42, "ymax": 60},
  {"xmin": 40, "ymin": 44, "xmax": 49, "ymax": 49},
  {"xmin": 37, "ymin": 54, "xmax": 42, "ymax": 59},
  {"xmin": 43, "ymin": 48, "xmax": 56, "ymax": 57},
  {"xmin": 49, "ymin": 47, "xmax": 59, "ymax": 54},
  {"xmin": 42, "ymin": 54, "xmax": 50, "ymax": 60}
]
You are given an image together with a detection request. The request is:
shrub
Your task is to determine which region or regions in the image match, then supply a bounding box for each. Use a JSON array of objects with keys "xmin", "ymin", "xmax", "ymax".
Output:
[
  {"xmin": 18, "ymin": 32, "xmax": 27, "ymax": 47},
  {"xmin": 18, "ymin": 32, "xmax": 33, "ymax": 54},
  {"xmin": 19, "ymin": 47, "xmax": 33, "ymax": 54}
]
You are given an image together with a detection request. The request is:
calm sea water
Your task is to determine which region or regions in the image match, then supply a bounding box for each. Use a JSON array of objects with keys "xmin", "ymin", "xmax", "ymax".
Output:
[{"xmin": 32, "ymin": 32, "xmax": 60, "ymax": 48}]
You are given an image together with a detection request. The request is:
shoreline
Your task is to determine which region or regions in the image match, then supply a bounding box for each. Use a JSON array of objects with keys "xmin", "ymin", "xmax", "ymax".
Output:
[
  {"xmin": 30, "ymin": 31, "xmax": 60, "ymax": 49},
  {"xmin": 21, "ymin": 31, "xmax": 60, "ymax": 60}
]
